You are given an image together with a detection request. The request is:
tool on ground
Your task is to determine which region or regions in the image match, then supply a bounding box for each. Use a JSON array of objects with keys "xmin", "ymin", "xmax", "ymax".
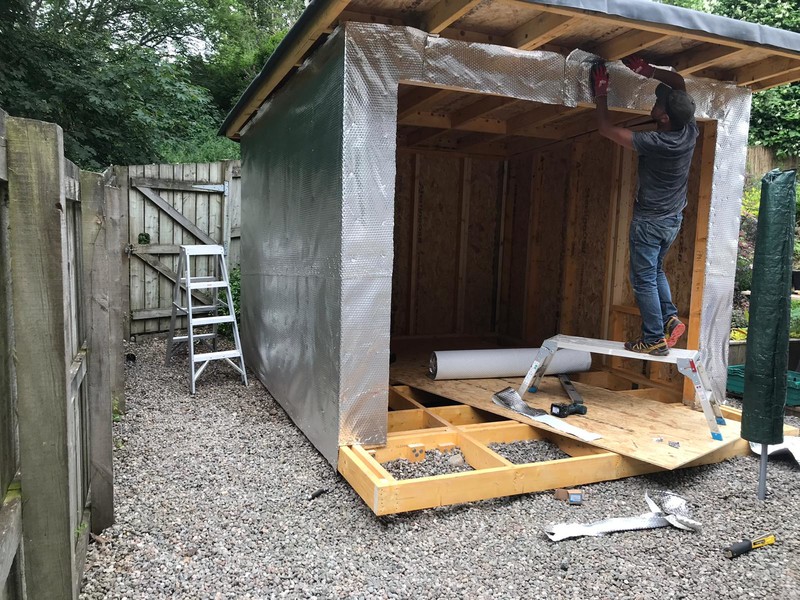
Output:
[
  {"xmin": 492, "ymin": 386, "xmax": 601, "ymax": 442},
  {"xmin": 723, "ymin": 533, "xmax": 776, "ymax": 558},
  {"xmin": 165, "ymin": 245, "xmax": 247, "ymax": 394},
  {"xmin": 509, "ymin": 335, "xmax": 727, "ymax": 441},
  {"xmin": 551, "ymin": 374, "xmax": 587, "ymax": 417},
  {"xmin": 554, "ymin": 488, "xmax": 583, "ymax": 505},
  {"xmin": 545, "ymin": 491, "xmax": 701, "ymax": 542}
]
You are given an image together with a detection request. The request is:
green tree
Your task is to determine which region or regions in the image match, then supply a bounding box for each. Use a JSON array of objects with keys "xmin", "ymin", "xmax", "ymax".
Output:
[
  {"xmin": 713, "ymin": 0, "xmax": 800, "ymax": 157},
  {"xmin": 0, "ymin": 0, "xmax": 241, "ymax": 169}
]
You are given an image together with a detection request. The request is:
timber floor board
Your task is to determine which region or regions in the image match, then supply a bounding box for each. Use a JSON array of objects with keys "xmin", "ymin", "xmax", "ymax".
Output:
[{"xmin": 391, "ymin": 357, "xmax": 743, "ymax": 470}]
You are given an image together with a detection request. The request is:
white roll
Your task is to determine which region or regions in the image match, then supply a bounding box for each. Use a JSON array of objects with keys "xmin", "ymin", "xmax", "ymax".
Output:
[{"xmin": 429, "ymin": 348, "xmax": 592, "ymax": 380}]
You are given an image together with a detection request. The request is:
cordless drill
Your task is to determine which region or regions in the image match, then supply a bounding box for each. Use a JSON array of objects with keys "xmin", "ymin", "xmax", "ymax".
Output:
[
  {"xmin": 551, "ymin": 374, "xmax": 588, "ymax": 418},
  {"xmin": 550, "ymin": 401, "xmax": 587, "ymax": 417}
]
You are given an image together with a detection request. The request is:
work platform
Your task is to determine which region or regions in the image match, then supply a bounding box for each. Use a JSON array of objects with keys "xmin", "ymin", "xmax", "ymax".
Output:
[{"xmin": 338, "ymin": 355, "xmax": 799, "ymax": 516}]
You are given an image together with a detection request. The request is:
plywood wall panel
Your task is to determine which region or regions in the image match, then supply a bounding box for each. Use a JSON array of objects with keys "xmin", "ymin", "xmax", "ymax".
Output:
[
  {"xmin": 392, "ymin": 152, "xmax": 416, "ymax": 336},
  {"xmin": 525, "ymin": 143, "xmax": 571, "ymax": 344},
  {"xmin": 559, "ymin": 134, "xmax": 617, "ymax": 339},
  {"xmin": 500, "ymin": 156, "xmax": 533, "ymax": 340},
  {"xmin": 414, "ymin": 153, "xmax": 463, "ymax": 335},
  {"xmin": 463, "ymin": 158, "xmax": 503, "ymax": 334}
]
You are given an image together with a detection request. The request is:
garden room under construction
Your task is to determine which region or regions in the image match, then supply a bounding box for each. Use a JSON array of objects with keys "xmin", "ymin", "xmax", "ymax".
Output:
[{"xmin": 221, "ymin": 0, "xmax": 800, "ymax": 513}]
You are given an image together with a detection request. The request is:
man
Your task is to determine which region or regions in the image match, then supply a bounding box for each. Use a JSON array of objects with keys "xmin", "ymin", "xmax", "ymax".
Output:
[{"xmin": 591, "ymin": 55, "xmax": 698, "ymax": 356}]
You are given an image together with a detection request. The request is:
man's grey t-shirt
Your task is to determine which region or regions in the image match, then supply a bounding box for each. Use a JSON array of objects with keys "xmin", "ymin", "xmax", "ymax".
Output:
[{"xmin": 631, "ymin": 120, "xmax": 699, "ymax": 219}]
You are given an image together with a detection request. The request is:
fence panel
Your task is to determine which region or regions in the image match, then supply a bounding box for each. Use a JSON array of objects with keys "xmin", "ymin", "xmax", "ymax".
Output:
[
  {"xmin": 0, "ymin": 107, "xmax": 24, "ymax": 600},
  {"xmin": 1, "ymin": 112, "xmax": 118, "ymax": 599},
  {"xmin": 122, "ymin": 160, "xmax": 241, "ymax": 335}
]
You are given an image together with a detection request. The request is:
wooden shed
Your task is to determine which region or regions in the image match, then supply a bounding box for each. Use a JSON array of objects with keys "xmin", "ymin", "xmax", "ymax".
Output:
[{"xmin": 221, "ymin": 0, "xmax": 800, "ymax": 511}]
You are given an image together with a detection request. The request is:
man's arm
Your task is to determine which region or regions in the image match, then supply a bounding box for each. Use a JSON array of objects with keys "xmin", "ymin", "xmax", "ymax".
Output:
[
  {"xmin": 623, "ymin": 55, "xmax": 686, "ymax": 91},
  {"xmin": 591, "ymin": 63, "xmax": 634, "ymax": 150}
]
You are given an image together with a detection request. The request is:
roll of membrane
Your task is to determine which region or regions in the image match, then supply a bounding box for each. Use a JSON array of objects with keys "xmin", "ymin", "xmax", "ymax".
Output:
[{"xmin": 428, "ymin": 348, "xmax": 592, "ymax": 380}]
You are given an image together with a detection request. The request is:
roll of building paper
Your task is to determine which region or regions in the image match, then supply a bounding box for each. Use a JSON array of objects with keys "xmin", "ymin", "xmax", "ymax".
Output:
[{"xmin": 429, "ymin": 348, "xmax": 592, "ymax": 380}]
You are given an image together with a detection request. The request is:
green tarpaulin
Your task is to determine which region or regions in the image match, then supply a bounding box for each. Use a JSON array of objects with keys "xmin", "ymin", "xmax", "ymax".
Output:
[{"xmin": 742, "ymin": 169, "xmax": 797, "ymax": 444}]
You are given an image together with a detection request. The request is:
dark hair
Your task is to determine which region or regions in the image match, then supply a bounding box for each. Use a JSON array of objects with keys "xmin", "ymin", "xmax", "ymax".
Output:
[{"xmin": 655, "ymin": 83, "xmax": 696, "ymax": 129}]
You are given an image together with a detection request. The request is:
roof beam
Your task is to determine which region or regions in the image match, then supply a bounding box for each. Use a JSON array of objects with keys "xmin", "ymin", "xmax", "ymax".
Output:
[
  {"xmin": 405, "ymin": 127, "xmax": 450, "ymax": 147},
  {"xmin": 730, "ymin": 56, "xmax": 800, "ymax": 86},
  {"xmin": 591, "ymin": 30, "xmax": 669, "ymax": 60},
  {"xmin": 505, "ymin": 13, "xmax": 581, "ymax": 50},
  {"xmin": 424, "ymin": 0, "xmax": 484, "ymax": 34},
  {"xmin": 517, "ymin": 0, "xmax": 800, "ymax": 63},
  {"xmin": 225, "ymin": 0, "xmax": 351, "ymax": 137},
  {"xmin": 506, "ymin": 104, "xmax": 576, "ymax": 134},
  {"xmin": 670, "ymin": 44, "xmax": 747, "ymax": 74},
  {"xmin": 752, "ymin": 71, "xmax": 800, "ymax": 90},
  {"xmin": 450, "ymin": 96, "xmax": 516, "ymax": 127},
  {"xmin": 400, "ymin": 111, "xmax": 507, "ymax": 134},
  {"xmin": 397, "ymin": 88, "xmax": 454, "ymax": 121}
]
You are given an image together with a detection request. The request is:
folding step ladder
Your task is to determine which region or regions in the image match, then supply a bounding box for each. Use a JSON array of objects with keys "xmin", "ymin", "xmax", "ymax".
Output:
[
  {"xmin": 165, "ymin": 245, "xmax": 247, "ymax": 394},
  {"xmin": 519, "ymin": 334, "xmax": 727, "ymax": 441}
]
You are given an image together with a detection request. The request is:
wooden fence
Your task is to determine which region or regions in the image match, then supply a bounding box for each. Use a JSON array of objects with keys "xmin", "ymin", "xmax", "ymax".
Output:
[
  {"xmin": 746, "ymin": 146, "xmax": 800, "ymax": 187},
  {"xmin": 0, "ymin": 108, "xmax": 124, "ymax": 599}
]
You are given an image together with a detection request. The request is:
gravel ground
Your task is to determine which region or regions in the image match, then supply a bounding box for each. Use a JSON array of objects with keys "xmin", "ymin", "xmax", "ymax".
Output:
[{"xmin": 81, "ymin": 338, "xmax": 800, "ymax": 600}]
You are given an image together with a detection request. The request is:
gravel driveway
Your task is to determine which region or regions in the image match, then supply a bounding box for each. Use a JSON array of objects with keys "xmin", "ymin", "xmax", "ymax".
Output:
[{"xmin": 80, "ymin": 338, "xmax": 800, "ymax": 600}]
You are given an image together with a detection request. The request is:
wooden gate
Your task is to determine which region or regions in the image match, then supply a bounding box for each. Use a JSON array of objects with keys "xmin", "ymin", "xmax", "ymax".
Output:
[{"xmin": 117, "ymin": 160, "xmax": 242, "ymax": 336}]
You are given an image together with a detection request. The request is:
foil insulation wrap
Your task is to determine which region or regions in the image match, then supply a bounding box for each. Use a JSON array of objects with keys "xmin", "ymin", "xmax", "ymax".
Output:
[
  {"xmin": 241, "ymin": 22, "xmax": 751, "ymax": 466},
  {"xmin": 240, "ymin": 31, "xmax": 346, "ymax": 466}
]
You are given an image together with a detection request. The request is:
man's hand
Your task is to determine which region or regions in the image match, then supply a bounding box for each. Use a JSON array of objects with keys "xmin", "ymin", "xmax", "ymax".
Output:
[
  {"xmin": 622, "ymin": 55, "xmax": 655, "ymax": 78},
  {"xmin": 591, "ymin": 63, "xmax": 609, "ymax": 98}
]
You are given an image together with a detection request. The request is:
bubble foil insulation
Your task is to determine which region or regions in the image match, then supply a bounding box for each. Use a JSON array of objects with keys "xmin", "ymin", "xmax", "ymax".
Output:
[{"xmin": 240, "ymin": 23, "xmax": 751, "ymax": 467}]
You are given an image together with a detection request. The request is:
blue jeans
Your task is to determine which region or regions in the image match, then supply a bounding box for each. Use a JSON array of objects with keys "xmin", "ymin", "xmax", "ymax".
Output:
[{"xmin": 629, "ymin": 214, "xmax": 682, "ymax": 343}]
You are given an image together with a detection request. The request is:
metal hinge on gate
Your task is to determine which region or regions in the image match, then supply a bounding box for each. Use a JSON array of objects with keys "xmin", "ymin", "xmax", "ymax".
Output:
[{"xmin": 191, "ymin": 182, "xmax": 228, "ymax": 196}]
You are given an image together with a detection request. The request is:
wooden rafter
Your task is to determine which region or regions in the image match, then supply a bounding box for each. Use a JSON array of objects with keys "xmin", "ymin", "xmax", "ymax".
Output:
[
  {"xmin": 591, "ymin": 30, "xmax": 669, "ymax": 60},
  {"xmin": 397, "ymin": 88, "xmax": 454, "ymax": 121},
  {"xmin": 505, "ymin": 12, "xmax": 581, "ymax": 51},
  {"xmin": 450, "ymin": 96, "xmax": 516, "ymax": 127},
  {"xmin": 400, "ymin": 111, "xmax": 506, "ymax": 134},
  {"xmin": 224, "ymin": 0, "xmax": 351, "ymax": 137},
  {"xmin": 729, "ymin": 55, "xmax": 800, "ymax": 86},
  {"xmin": 424, "ymin": 0, "xmax": 485, "ymax": 34},
  {"xmin": 506, "ymin": 104, "xmax": 579, "ymax": 134},
  {"xmin": 670, "ymin": 44, "xmax": 747, "ymax": 74}
]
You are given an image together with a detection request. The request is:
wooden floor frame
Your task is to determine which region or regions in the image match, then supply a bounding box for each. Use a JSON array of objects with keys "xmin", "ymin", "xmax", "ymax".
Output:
[{"xmin": 338, "ymin": 384, "xmax": 753, "ymax": 516}]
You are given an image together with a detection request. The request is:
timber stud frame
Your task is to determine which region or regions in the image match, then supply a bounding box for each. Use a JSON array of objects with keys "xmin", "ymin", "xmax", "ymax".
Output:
[{"xmin": 339, "ymin": 385, "xmax": 756, "ymax": 516}]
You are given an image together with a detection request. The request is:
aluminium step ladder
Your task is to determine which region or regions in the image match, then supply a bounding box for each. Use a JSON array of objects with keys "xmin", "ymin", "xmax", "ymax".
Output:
[
  {"xmin": 165, "ymin": 245, "xmax": 247, "ymax": 394},
  {"xmin": 519, "ymin": 334, "xmax": 727, "ymax": 441}
]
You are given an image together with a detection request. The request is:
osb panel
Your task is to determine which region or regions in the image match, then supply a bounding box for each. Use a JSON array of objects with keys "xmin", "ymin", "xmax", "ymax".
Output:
[
  {"xmin": 559, "ymin": 134, "xmax": 616, "ymax": 339},
  {"xmin": 415, "ymin": 153, "xmax": 463, "ymax": 335},
  {"xmin": 392, "ymin": 152, "xmax": 416, "ymax": 336},
  {"xmin": 524, "ymin": 142, "xmax": 571, "ymax": 345},
  {"xmin": 463, "ymin": 157, "xmax": 503, "ymax": 334},
  {"xmin": 499, "ymin": 156, "xmax": 533, "ymax": 341}
]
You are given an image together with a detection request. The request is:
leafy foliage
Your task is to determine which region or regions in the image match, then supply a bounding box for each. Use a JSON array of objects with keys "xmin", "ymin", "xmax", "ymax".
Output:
[
  {"xmin": 218, "ymin": 266, "xmax": 241, "ymax": 339},
  {"xmin": 712, "ymin": 0, "xmax": 800, "ymax": 158},
  {"xmin": 0, "ymin": 0, "xmax": 303, "ymax": 169}
]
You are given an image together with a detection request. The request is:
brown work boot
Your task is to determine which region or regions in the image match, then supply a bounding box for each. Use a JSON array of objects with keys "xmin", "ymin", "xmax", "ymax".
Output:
[
  {"xmin": 664, "ymin": 316, "xmax": 686, "ymax": 348},
  {"xmin": 624, "ymin": 337, "xmax": 669, "ymax": 356}
]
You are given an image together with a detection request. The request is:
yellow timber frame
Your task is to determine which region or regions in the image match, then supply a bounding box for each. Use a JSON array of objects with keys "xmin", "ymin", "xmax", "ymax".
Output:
[{"xmin": 338, "ymin": 385, "xmax": 761, "ymax": 516}]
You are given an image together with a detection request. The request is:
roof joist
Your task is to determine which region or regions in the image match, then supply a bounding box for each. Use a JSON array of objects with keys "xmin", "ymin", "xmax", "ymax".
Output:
[{"xmin": 224, "ymin": 0, "xmax": 800, "ymax": 138}]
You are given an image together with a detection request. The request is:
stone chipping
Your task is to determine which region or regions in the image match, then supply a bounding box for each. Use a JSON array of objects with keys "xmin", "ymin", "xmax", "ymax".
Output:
[{"xmin": 80, "ymin": 338, "xmax": 800, "ymax": 600}]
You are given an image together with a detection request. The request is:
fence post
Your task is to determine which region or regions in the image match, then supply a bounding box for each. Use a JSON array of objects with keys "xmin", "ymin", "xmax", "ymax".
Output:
[
  {"xmin": 104, "ymin": 170, "xmax": 126, "ymax": 419},
  {"xmin": 7, "ymin": 116, "xmax": 75, "ymax": 598},
  {"xmin": 81, "ymin": 171, "xmax": 114, "ymax": 534},
  {"xmin": 114, "ymin": 166, "xmax": 131, "ymax": 342}
]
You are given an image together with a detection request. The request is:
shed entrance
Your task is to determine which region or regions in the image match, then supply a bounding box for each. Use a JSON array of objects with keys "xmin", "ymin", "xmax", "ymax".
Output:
[{"xmin": 389, "ymin": 83, "xmax": 715, "ymax": 402}]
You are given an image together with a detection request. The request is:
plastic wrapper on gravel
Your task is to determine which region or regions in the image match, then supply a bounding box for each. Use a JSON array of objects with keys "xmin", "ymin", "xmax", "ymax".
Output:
[{"xmin": 743, "ymin": 169, "xmax": 797, "ymax": 444}]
